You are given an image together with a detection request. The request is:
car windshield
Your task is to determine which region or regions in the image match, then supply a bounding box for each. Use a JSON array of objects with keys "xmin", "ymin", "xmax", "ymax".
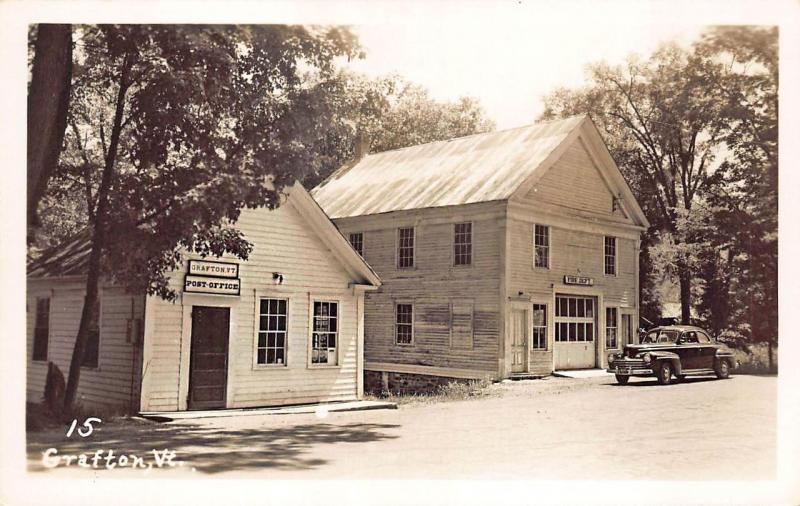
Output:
[{"xmin": 641, "ymin": 329, "xmax": 679, "ymax": 344}]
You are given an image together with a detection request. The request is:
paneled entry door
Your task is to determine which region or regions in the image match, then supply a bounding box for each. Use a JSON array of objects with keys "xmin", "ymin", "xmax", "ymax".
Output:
[
  {"xmin": 510, "ymin": 308, "xmax": 528, "ymax": 373},
  {"xmin": 188, "ymin": 306, "xmax": 230, "ymax": 410},
  {"xmin": 554, "ymin": 295, "xmax": 597, "ymax": 370}
]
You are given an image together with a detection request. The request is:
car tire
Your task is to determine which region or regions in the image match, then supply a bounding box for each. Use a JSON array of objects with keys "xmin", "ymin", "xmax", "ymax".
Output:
[
  {"xmin": 656, "ymin": 362, "xmax": 673, "ymax": 385},
  {"xmin": 715, "ymin": 359, "xmax": 731, "ymax": 379},
  {"xmin": 615, "ymin": 374, "xmax": 629, "ymax": 385}
]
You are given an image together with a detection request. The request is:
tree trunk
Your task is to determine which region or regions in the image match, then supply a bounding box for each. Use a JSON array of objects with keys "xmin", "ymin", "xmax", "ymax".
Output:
[
  {"xmin": 62, "ymin": 55, "xmax": 130, "ymax": 415},
  {"xmin": 27, "ymin": 24, "xmax": 72, "ymax": 237},
  {"xmin": 767, "ymin": 341, "xmax": 774, "ymax": 372},
  {"xmin": 678, "ymin": 267, "xmax": 692, "ymax": 325}
]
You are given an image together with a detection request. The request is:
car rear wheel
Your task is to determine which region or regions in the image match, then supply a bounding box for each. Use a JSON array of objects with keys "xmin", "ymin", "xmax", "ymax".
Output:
[
  {"xmin": 615, "ymin": 374, "xmax": 629, "ymax": 385},
  {"xmin": 715, "ymin": 359, "xmax": 731, "ymax": 379},
  {"xmin": 656, "ymin": 362, "xmax": 673, "ymax": 385}
]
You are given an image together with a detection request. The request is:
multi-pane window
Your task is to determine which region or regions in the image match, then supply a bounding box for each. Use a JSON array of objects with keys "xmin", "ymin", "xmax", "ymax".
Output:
[
  {"xmin": 532, "ymin": 303, "xmax": 547, "ymax": 349},
  {"xmin": 395, "ymin": 303, "xmax": 413, "ymax": 345},
  {"xmin": 606, "ymin": 307, "xmax": 618, "ymax": 349},
  {"xmin": 534, "ymin": 224, "xmax": 549, "ymax": 268},
  {"xmin": 82, "ymin": 300, "xmax": 100, "ymax": 368},
  {"xmin": 349, "ymin": 232, "xmax": 364, "ymax": 257},
  {"xmin": 604, "ymin": 236, "xmax": 616, "ymax": 276},
  {"xmin": 312, "ymin": 301, "xmax": 338, "ymax": 365},
  {"xmin": 257, "ymin": 298, "xmax": 287, "ymax": 365},
  {"xmin": 397, "ymin": 227, "xmax": 415, "ymax": 268},
  {"xmin": 454, "ymin": 222, "xmax": 472, "ymax": 266},
  {"xmin": 32, "ymin": 297, "xmax": 50, "ymax": 361},
  {"xmin": 554, "ymin": 296, "xmax": 595, "ymax": 342}
]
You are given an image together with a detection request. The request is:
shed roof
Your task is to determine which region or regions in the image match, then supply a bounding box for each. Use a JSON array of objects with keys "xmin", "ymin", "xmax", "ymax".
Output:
[{"xmin": 312, "ymin": 115, "xmax": 589, "ymax": 219}]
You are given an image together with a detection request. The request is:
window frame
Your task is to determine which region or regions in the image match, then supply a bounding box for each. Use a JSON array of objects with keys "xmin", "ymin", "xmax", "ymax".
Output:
[
  {"xmin": 395, "ymin": 302, "xmax": 415, "ymax": 346},
  {"xmin": 603, "ymin": 236, "xmax": 617, "ymax": 276},
  {"xmin": 254, "ymin": 296, "xmax": 290, "ymax": 368},
  {"xmin": 32, "ymin": 296, "xmax": 51, "ymax": 362},
  {"xmin": 309, "ymin": 299, "xmax": 341, "ymax": 368},
  {"xmin": 396, "ymin": 227, "xmax": 416, "ymax": 269},
  {"xmin": 605, "ymin": 306, "xmax": 619, "ymax": 349},
  {"xmin": 531, "ymin": 303, "xmax": 548, "ymax": 350},
  {"xmin": 453, "ymin": 222, "xmax": 473, "ymax": 267},
  {"xmin": 534, "ymin": 224, "xmax": 550, "ymax": 269},
  {"xmin": 349, "ymin": 232, "xmax": 364, "ymax": 257},
  {"xmin": 554, "ymin": 296, "xmax": 595, "ymax": 343}
]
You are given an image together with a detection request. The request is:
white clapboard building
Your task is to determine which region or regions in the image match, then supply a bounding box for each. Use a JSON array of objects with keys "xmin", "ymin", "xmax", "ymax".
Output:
[
  {"xmin": 312, "ymin": 115, "xmax": 650, "ymax": 390},
  {"xmin": 26, "ymin": 182, "xmax": 380, "ymax": 412}
]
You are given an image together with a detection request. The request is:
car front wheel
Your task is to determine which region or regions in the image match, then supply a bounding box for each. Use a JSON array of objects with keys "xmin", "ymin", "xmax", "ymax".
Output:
[
  {"xmin": 656, "ymin": 362, "xmax": 673, "ymax": 385},
  {"xmin": 715, "ymin": 359, "xmax": 731, "ymax": 379},
  {"xmin": 615, "ymin": 374, "xmax": 629, "ymax": 385}
]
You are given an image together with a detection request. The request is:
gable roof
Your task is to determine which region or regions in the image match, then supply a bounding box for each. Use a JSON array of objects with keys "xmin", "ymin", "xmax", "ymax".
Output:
[
  {"xmin": 27, "ymin": 182, "xmax": 381, "ymax": 288},
  {"xmin": 312, "ymin": 115, "xmax": 649, "ymax": 229}
]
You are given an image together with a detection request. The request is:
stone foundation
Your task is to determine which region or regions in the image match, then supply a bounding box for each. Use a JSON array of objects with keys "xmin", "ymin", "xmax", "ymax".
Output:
[{"xmin": 364, "ymin": 370, "xmax": 473, "ymax": 396}]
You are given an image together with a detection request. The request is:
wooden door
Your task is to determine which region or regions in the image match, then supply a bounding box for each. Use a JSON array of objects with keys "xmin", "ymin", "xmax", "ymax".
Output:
[
  {"xmin": 188, "ymin": 306, "xmax": 230, "ymax": 410},
  {"xmin": 510, "ymin": 308, "xmax": 527, "ymax": 373}
]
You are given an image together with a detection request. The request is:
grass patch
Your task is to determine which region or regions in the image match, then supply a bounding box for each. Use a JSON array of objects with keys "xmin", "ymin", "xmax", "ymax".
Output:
[
  {"xmin": 366, "ymin": 378, "xmax": 496, "ymax": 405},
  {"xmin": 733, "ymin": 343, "xmax": 777, "ymax": 375}
]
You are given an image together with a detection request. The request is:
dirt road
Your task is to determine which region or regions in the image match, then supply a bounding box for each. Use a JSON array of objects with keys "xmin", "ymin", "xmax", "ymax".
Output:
[{"xmin": 27, "ymin": 374, "xmax": 776, "ymax": 480}]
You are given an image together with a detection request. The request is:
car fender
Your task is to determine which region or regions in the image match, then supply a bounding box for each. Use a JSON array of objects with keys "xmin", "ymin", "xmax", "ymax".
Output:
[{"xmin": 649, "ymin": 351, "xmax": 682, "ymax": 375}]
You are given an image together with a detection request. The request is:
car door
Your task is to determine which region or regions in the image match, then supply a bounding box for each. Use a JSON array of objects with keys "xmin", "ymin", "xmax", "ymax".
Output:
[
  {"xmin": 695, "ymin": 331, "xmax": 716, "ymax": 369},
  {"xmin": 676, "ymin": 331, "xmax": 699, "ymax": 370}
]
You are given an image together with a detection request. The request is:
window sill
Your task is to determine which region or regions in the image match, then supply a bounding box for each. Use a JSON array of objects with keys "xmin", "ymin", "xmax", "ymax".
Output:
[
  {"xmin": 31, "ymin": 359, "xmax": 48, "ymax": 364},
  {"xmin": 253, "ymin": 364, "xmax": 288, "ymax": 370},
  {"xmin": 307, "ymin": 364, "xmax": 341, "ymax": 370},
  {"xmin": 395, "ymin": 342, "xmax": 414, "ymax": 347}
]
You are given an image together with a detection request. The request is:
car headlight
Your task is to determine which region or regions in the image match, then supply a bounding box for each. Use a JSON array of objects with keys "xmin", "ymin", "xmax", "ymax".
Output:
[
  {"xmin": 642, "ymin": 353, "xmax": 652, "ymax": 364},
  {"xmin": 607, "ymin": 352, "xmax": 617, "ymax": 364}
]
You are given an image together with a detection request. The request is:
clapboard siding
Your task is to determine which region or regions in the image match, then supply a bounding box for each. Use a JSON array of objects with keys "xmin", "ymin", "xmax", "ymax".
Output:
[
  {"xmin": 26, "ymin": 280, "xmax": 145, "ymax": 410},
  {"xmin": 140, "ymin": 198, "xmax": 363, "ymax": 411},
  {"xmin": 333, "ymin": 202, "xmax": 504, "ymax": 374}
]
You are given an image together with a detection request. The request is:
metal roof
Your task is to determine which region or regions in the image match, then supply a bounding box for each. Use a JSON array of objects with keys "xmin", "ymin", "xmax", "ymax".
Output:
[{"xmin": 312, "ymin": 115, "xmax": 587, "ymax": 219}]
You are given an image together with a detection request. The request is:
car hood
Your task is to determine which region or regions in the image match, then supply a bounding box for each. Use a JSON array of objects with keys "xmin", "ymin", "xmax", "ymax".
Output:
[{"xmin": 621, "ymin": 343, "xmax": 677, "ymax": 355}]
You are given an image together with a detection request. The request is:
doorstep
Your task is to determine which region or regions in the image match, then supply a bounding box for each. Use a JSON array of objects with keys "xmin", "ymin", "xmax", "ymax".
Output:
[
  {"xmin": 139, "ymin": 400, "xmax": 397, "ymax": 422},
  {"xmin": 552, "ymin": 368, "xmax": 614, "ymax": 379}
]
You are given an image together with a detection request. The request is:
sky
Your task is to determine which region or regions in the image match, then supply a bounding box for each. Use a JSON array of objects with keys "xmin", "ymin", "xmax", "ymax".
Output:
[{"xmin": 345, "ymin": 19, "xmax": 703, "ymax": 130}]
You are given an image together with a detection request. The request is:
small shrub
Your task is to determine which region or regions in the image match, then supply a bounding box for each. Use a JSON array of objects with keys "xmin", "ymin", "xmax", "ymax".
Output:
[{"xmin": 733, "ymin": 344, "xmax": 778, "ymax": 375}]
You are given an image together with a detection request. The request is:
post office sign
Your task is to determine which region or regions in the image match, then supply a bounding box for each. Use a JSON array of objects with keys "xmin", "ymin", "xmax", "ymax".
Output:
[
  {"xmin": 184, "ymin": 275, "xmax": 241, "ymax": 296},
  {"xmin": 188, "ymin": 259, "xmax": 239, "ymax": 279}
]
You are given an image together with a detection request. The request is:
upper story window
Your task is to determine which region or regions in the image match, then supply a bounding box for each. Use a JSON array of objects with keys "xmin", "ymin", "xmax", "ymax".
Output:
[
  {"xmin": 604, "ymin": 236, "xmax": 616, "ymax": 276},
  {"xmin": 453, "ymin": 222, "xmax": 472, "ymax": 266},
  {"xmin": 349, "ymin": 232, "xmax": 364, "ymax": 257},
  {"xmin": 82, "ymin": 300, "xmax": 100, "ymax": 369},
  {"xmin": 257, "ymin": 298, "xmax": 287, "ymax": 365},
  {"xmin": 312, "ymin": 301, "xmax": 338, "ymax": 365},
  {"xmin": 395, "ymin": 303, "xmax": 414, "ymax": 345},
  {"xmin": 532, "ymin": 303, "xmax": 547, "ymax": 350},
  {"xmin": 534, "ymin": 224, "xmax": 550, "ymax": 268},
  {"xmin": 397, "ymin": 227, "xmax": 415, "ymax": 268},
  {"xmin": 33, "ymin": 297, "xmax": 50, "ymax": 362}
]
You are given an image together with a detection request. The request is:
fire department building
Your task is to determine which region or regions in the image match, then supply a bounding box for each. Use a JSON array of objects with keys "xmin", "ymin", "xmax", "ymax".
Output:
[
  {"xmin": 26, "ymin": 183, "xmax": 380, "ymax": 412},
  {"xmin": 312, "ymin": 115, "xmax": 650, "ymax": 387}
]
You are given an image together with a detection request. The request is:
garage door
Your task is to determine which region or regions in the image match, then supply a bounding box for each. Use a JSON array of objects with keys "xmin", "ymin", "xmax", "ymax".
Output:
[{"xmin": 554, "ymin": 295, "xmax": 596, "ymax": 369}]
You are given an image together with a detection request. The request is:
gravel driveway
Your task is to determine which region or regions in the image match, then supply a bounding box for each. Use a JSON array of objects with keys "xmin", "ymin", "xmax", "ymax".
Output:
[{"xmin": 27, "ymin": 374, "xmax": 776, "ymax": 480}]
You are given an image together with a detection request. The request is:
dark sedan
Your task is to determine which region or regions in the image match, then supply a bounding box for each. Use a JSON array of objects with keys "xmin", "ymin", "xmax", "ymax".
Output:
[{"xmin": 607, "ymin": 325, "xmax": 737, "ymax": 385}]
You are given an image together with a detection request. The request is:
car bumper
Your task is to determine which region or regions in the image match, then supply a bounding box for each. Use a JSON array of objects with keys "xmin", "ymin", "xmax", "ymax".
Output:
[{"xmin": 607, "ymin": 364, "xmax": 654, "ymax": 376}]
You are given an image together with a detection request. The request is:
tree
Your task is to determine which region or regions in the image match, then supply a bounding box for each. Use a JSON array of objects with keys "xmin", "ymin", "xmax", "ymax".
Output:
[
  {"xmin": 36, "ymin": 24, "xmax": 362, "ymax": 414},
  {"xmin": 27, "ymin": 24, "xmax": 72, "ymax": 238}
]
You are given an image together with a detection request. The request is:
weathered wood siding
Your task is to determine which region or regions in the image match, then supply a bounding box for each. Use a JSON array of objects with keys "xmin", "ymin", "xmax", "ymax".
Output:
[
  {"xmin": 507, "ymin": 136, "xmax": 640, "ymax": 373},
  {"xmin": 140, "ymin": 200, "xmax": 362, "ymax": 412},
  {"xmin": 333, "ymin": 201, "xmax": 505, "ymax": 375},
  {"xmin": 26, "ymin": 279, "xmax": 145, "ymax": 411}
]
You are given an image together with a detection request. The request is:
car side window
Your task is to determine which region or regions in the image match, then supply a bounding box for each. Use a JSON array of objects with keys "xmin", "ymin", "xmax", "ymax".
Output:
[
  {"xmin": 696, "ymin": 331, "xmax": 711, "ymax": 343},
  {"xmin": 684, "ymin": 331, "xmax": 699, "ymax": 344}
]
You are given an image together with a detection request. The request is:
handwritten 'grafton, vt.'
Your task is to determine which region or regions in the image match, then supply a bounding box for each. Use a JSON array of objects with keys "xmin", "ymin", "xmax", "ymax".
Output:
[{"xmin": 42, "ymin": 448, "xmax": 184, "ymax": 471}]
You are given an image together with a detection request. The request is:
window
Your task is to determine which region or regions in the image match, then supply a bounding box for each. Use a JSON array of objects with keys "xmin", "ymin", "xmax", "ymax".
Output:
[
  {"xmin": 349, "ymin": 232, "xmax": 363, "ymax": 257},
  {"xmin": 397, "ymin": 227, "xmax": 415, "ymax": 268},
  {"xmin": 450, "ymin": 300, "xmax": 473, "ymax": 348},
  {"xmin": 257, "ymin": 298, "xmax": 287, "ymax": 365},
  {"xmin": 534, "ymin": 224, "xmax": 549, "ymax": 268},
  {"xmin": 621, "ymin": 314, "xmax": 633, "ymax": 345},
  {"xmin": 454, "ymin": 222, "xmax": 472, "ymax": 266},
  {"xmin": 604, "ymin": 236, "xmax": 616, "ymax": 276},
  {"xmin": 82, "ymin": 300, "xmax": 100, "ymax": 369},
  {"xmin": 532, "ymin": 303, "xmax": 547, "ymax": 349},
  {"xmin": 554, "ymin": 296, "xmax": 594, "ymax": 342},
  {"xmin": 395, "ymin": 303, "xmax": 413, "ymax": 345},
  {"xmin": 606, "ymin": 307, "xmax": 618, "ymax": 349},
  {"xmin": 32, "ymin": 297, "xmax": 50, "ymax": 361},
  {"xmin": 312, "ymin": 301, "xmax": 338, "ymax": 365}
]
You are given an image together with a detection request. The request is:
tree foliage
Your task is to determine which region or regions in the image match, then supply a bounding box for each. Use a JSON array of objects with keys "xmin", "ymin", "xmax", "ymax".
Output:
[{"xmin": 541, "ymin": 26, "xmax": 777, "ymax": 356}]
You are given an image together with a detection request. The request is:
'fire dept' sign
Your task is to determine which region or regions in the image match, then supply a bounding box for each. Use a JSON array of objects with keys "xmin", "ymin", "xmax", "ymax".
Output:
[{"xmin": 564, "ymin": 275, "xmax": 594, "ymax": 286}]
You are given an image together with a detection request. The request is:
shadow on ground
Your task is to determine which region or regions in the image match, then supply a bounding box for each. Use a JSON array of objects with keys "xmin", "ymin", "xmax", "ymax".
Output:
[
  {"xmin": 27, "ymin": 420, "xmax": 400, "ymax": 474},
  {"xmin": 608, "ymin": 376, "xmax": 724, "ymax": 387}
]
